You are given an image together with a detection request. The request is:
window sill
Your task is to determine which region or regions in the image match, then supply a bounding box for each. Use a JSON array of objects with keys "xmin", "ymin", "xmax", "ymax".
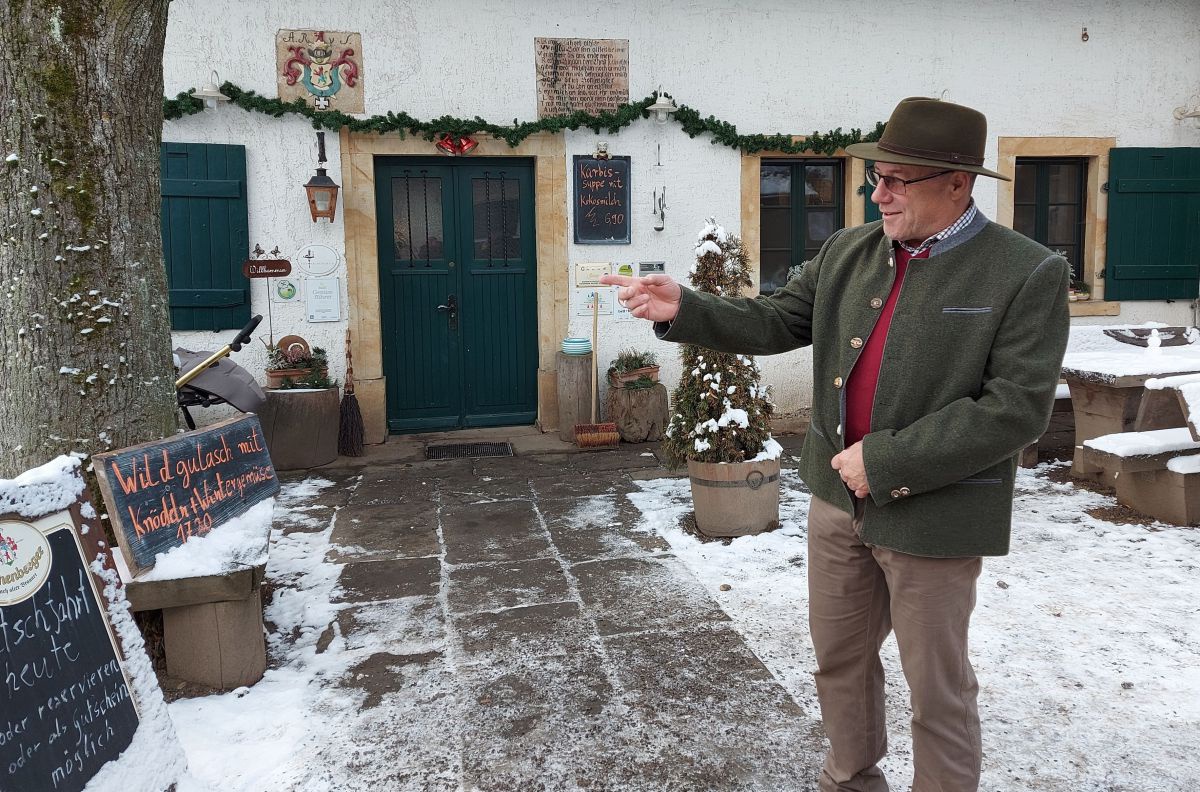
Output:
[{"xmin": 1069, "ymin": 300, "xmax": 1119, "ymax": 317}]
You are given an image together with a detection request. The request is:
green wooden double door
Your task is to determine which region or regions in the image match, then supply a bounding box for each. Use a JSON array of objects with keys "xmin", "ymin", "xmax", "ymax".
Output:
[{"xmin": 375, "ymin": 158, "xmax": 538, "ymax": 432}]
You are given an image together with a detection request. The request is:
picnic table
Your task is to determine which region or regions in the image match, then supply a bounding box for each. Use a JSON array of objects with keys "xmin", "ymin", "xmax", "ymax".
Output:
[{"xmin": 1060, "ymin": 326, "xmax": 1200, "ymax": 479}]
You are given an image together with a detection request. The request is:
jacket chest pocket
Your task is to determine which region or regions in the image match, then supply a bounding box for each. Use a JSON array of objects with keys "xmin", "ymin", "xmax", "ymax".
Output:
[{"xmin": 941, "ymin": 306, "xmax": 993, "ymax": 316}]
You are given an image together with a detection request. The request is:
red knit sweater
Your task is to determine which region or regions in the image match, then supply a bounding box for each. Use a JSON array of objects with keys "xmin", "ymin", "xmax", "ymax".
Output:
[{"xmin": 845, "ymin": 246, "xmax": 930, "ymax": 446}]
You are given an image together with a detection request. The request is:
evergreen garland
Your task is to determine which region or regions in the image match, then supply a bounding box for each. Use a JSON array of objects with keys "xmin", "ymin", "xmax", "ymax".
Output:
[
  {"xmin": 662, "ymin": 221, "xmax": 775, "ymax": 467},
  {"xmin": 163, "ymin": 85, "xmax": 883, "ymax": 156}
]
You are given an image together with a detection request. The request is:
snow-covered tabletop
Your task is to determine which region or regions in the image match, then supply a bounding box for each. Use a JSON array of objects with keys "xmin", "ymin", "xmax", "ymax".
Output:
[{"xmin": 1061, "ymin": 324, "xmax": 1200, "ymax": 386}]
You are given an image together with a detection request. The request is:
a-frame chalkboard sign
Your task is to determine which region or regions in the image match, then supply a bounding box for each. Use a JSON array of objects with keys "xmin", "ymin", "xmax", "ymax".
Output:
[
  {"xmin": 573, "ymin": 155, "xmax": 631, "ymax": 244},
  {"xmin": 0, "ymin": 501, "xmax": 140, "ymax": 792}
]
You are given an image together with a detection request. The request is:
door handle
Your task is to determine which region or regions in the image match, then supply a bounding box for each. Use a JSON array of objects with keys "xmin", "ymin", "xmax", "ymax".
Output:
[{"xmin": 436, "ymin": 294, "xmax": 458, "ymax": 330}]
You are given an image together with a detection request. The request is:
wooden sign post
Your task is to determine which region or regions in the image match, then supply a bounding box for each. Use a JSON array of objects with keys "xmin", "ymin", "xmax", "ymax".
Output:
[
  {"xmin": 0, "ymin": 504, "xmax": 140, "ymax": 791},
  {"xmin": 93, "ymin": 414, "xmax": 280, "ymax": 576}
]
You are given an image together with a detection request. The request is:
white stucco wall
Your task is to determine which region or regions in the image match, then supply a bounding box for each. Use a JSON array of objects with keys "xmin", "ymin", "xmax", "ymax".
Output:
[{"xmin": 163, "ymin": 0, "xmax": 1200, "ymax": 422}]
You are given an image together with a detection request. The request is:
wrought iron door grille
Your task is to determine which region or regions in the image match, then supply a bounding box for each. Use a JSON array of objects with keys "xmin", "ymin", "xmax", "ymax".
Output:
[{"xmin": 425, "ymin": 442, "xmax": 514, "ymax": 460}]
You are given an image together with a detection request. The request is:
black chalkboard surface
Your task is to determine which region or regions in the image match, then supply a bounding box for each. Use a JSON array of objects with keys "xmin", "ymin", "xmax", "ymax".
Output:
[
  {"xmin": 573, "ymin": 155, "xmax": 631, "ymax": 244},
  {"xmin": 93, "ymin": 414, "xmax": 280, "ymax": 576},
  {"xmin": 0, "ymin": 522, "xmax": 139, "ymax": 792}
]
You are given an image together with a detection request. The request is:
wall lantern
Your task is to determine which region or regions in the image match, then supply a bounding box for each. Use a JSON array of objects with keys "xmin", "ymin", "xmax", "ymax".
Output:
[
  {"xmin": 304, "ymin": 131, "xmax": 340, "ymax": 223},
  {"xmin": 190, "ymin": 70, "xmax": 231, "ymax": 109},
  {"xmin": 1173, "ymin": 96, "xmax": 1200, "ymax": 127},
  {"xmin": 647, "ymin": 89, "xmax": 678, "ymax": 125},
  {"xmin": 435, "ymin": 134, "xmax": 479, "ymax": 156}
]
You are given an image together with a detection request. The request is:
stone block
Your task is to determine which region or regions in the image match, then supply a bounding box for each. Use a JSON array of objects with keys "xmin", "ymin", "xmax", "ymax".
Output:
[{"xmin": 163, "ymin": 589, "xmax": 266, "ymax": 689}]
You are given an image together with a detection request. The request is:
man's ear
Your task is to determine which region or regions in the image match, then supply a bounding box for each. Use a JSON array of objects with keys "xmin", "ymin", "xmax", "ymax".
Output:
[{"xmin": 951, "ymin": 171, "xmax": 975, "ymax": 198}]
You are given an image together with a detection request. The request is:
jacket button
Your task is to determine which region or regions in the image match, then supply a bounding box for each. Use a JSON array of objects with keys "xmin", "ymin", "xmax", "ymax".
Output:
[
  {"xmin": 890, "ymin": 489, "xmax": 902, "ymax": 499},
  {"xmin": 850, "ymin": 337, "xmax": 863, "ymax": 349},
  {"xmin": 833, "ymin": 376, "xmax": 843, "ymax": 388},
  {"xmin": 870, "ymin": 297, "xmax": 883, "ymax": 309},
  {"xmin": 899, "ymin": 487, "xmax": 910, "ymax": 497}
]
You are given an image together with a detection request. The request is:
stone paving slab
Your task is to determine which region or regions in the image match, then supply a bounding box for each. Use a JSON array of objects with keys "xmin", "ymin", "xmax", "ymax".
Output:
[
  {"xmin": 572, "ymin": 555, "xmax": 731, "ymax": 636},
  {"xmin": 446, "ymin": 557, "xmax": 572, "ymax": 614},
  {"xmin": 439, "ymin": 499, "xmax": 555, "ymax": 564},
  {"xmin": 329, "ymin": 502, "xmax": 441, "ymax": 561},
  {"xmin": 453, "ymin": 600, "xmax": 593, "ymax": 660},
  {"xmin": 334, "ymin": 557, "xmax": 441, "ymax": 602}
]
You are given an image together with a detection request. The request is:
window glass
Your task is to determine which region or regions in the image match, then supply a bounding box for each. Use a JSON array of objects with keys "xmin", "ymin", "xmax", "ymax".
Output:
[
  {"xmin": 1013, "ymin": 157, "xmax": 1086, "ymax": 281},
  {"xmin": 393, "ymin": 175, "xmax": 444, "ymax": 263},
  {"xmin": 472, "ymin": 175, "xmax": 521, "ymax": 262},
  {"xmin": 760, "ymin": 159, "xmax": 844, "ymax": 293},
  {"xmin": 761, "ymin": 166, "xmax": 791, "ymax": 207}
]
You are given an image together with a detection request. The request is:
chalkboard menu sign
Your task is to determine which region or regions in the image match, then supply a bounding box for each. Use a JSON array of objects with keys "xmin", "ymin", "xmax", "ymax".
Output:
[
  {"xmin": 94, "ymin": 415, "xmax": 280, "ymax": 576},
  {"xmin": 573, "ymin": 155, "xmax": 631, "ymax": 244},
  {"xmin": 0, "ymin": 514, "xmax": 139, "ymax": 792}
]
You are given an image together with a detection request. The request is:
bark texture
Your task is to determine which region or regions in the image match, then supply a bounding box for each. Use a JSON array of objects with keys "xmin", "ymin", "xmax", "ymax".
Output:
[{"xmin": 0, "ymin": 1, "xmax": 175, "ymax": 477}]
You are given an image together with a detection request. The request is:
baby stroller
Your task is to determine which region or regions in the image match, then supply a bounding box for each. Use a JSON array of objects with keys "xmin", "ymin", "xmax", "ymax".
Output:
[{"xmin": 175, "ymin": 315, "xmax": 267, "ymax": 430}]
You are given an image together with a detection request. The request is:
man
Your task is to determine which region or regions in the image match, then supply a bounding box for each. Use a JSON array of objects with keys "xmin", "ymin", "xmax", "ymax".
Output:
[{"xmin": 601, "ymin": 97, "xmax": 1069, "ymax": 791}]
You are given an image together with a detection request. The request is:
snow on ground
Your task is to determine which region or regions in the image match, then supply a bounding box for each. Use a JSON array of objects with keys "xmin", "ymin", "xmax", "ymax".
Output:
[
  {"xmin": 159, "ymin": 463, "xmax": 1199, "ymax": 791},
  {"xmin": 630, "ymin": 463, "xmax": 1200, "ymax": 791}
]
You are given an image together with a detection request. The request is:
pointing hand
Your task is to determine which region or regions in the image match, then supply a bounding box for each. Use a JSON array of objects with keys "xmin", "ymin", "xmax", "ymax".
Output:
[{"xmin": 598, "ymin": 273, "xmax": 683, "ymax": 322}]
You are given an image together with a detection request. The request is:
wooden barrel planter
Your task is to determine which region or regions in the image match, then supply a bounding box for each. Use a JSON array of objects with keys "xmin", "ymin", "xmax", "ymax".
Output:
[
  {"xmin": 687, "ymin": 457, "xmax": 781, "ymax": 537},
  {"xmin": 258, "ymin": 387, "xmax": 339, "ymax": 470}
]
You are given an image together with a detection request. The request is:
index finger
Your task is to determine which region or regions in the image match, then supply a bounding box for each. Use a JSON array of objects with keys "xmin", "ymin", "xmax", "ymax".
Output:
[{"xmin": 599, "ymin": 274, "xmax": 638, "ymax": 287}]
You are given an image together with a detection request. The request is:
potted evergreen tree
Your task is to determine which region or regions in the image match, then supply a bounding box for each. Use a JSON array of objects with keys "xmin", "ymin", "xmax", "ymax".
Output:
[{"xmin": 662, "ymin": 220, "xmax": 782, "ymax": 537}]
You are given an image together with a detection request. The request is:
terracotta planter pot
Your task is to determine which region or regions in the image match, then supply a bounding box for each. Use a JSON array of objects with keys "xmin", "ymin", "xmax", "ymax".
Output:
[
  {"xmin": 608, "ymin": 365, "xmax": 660, "ymax": 389},
  {"xmin": 687, "ymin": 457, "xmax": 781, "ymax": 537},
  {"xmin": 266, "ymin": 366, "xmax": 327, "ymax": 389}
]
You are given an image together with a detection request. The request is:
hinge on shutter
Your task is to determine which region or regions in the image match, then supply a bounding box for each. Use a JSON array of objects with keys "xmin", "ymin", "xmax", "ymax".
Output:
[
  {"xmin": 1097, "ymin": 268, "xmax": 1105, "ymax": 280},
  {"xmin": 856, "ymin": 184, "xmax": 868, "ymax": 196},
  {"xmin": 1101, "ymin": 182, "xmax": 1110, "ymax": 193}
]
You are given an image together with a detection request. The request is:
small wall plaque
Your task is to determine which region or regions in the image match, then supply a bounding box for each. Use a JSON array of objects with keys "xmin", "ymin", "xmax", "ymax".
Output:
[{"xmin": 306, "ymin": 276, "xmax": 341, "ymax": 322}]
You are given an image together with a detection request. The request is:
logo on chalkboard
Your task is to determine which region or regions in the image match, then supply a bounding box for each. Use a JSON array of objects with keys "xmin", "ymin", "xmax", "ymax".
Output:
[{"xmin": 0, "ymin": 520, "xmax": 52, "ymax": 606}]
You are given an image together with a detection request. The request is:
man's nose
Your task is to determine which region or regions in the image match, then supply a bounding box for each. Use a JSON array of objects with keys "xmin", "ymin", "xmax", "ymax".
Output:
[{"xmin": 871, "ymin": 180, "xmax": 891, "ymax": 204}]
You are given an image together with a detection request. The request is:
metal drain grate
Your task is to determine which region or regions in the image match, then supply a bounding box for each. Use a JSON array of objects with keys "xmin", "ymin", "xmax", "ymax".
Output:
[{"xmin": 425, "ymin": 442, "xmax": 514, "ymax": 460}]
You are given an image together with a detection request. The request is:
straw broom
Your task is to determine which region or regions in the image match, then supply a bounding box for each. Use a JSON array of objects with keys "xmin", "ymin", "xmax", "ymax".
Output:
[
  {"xmin": 574, "ymin": 292, "xmax": 619, "ymax": 448},
  {"xmin": 338, "ymin": 328, "xmax": 365, "ymax": 456}
]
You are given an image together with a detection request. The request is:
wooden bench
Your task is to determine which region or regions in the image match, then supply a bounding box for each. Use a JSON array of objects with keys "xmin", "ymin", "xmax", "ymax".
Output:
[{"xmin": 1081, "ymin": 427, "xmax": 1200, "ymax": 524}]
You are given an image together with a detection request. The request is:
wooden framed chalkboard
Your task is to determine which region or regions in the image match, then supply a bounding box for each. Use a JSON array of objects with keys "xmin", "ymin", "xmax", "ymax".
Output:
[
  {"xmin": 573, "ymin": 155, "xmax": 631, "ymax": 244},
  {"xmin": 93, "ymin": 414, "xmax": 280, "ymax": 576},
  {"xmin": 0, "ymin": 509, "xmax": 140, "ymax": 792}
]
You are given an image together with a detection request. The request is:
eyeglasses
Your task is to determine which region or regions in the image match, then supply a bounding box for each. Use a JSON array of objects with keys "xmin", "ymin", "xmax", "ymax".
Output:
[{"xmin": 865, "ymin": 167, "xmax": 954, "ymax": 195}]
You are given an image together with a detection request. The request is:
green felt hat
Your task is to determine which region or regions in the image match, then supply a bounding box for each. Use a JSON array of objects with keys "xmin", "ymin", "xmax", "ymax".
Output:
[{"xmin": 846, "ymin": 97, "xmax": 1010, "ymax": 181}]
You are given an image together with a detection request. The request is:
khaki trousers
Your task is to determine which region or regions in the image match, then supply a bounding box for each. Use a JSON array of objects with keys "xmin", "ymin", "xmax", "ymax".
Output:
[{"xmin": 807, "ymin": 496, "xmax": 983, "ymax": 792}]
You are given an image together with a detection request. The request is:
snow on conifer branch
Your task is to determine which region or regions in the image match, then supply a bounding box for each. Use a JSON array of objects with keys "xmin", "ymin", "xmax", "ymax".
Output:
[{"xmin": 663, "ymin": 220, "xmax": 776, "ymax": 466}]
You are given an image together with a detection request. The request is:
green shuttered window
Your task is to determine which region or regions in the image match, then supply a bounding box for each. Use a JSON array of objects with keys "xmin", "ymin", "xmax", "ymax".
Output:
[
  {"xmin": 160, "ymin": 142, "xmax": 251, "ymax": 330},
  {"xmin": 1104, "ymin": 147, "xmax": 1200, "ymax": 301}
]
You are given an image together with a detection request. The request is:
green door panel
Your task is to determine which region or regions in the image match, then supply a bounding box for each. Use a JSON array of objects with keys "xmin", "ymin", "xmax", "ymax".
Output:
[
  {"xmin": 376, "ymin": 158, "xmax": 537, "ymax": 432},
  {"xmin": 1104, "ymin": 148, "xmax": 1200, "ymax": 301},
  {"xmin": 456, "ymin": 164, "xmax": 538, "ymax": 427}
]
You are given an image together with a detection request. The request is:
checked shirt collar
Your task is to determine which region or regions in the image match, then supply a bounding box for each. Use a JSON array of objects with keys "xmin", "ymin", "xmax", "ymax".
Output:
[{"xmin": 896, "ymin": 199, "xmax": 978, "ymax": 255}]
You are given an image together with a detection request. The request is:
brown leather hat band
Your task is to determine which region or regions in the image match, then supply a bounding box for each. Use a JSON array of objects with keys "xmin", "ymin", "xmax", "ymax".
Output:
[{"xmin": 877, "ymin": 140, "xmax": 984, "ymax": 166}]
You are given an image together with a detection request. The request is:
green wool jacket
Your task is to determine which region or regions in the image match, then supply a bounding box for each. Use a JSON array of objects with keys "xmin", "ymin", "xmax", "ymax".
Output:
[{"xmin": 658, "ymin": 213, "xmax": 1070, "ymax": 557}]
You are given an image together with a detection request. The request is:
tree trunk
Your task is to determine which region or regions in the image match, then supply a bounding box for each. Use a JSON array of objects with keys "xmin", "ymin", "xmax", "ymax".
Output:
[{"xmin": 0, "ymin": 1, "xmax": 175, "ymax": 478}]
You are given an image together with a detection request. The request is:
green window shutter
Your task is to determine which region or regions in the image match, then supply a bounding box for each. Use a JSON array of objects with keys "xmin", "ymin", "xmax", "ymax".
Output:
[
  {"xmin": 1104, "ymin": 147, "xmax": 1200, "ymax": 301},
  {"xmin": 160, "ymin": 142, "xmax": 250, "ymax": 330}
]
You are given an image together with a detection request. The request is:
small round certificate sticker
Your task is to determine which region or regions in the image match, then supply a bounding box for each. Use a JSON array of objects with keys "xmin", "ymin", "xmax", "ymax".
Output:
[
  {"xmin": 0, "ymin": 520, "xmax": 52, "ymax": 606},
  {"xmin": 618, "ymin": 263, "xmax": 634, "ymax": 277}
]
